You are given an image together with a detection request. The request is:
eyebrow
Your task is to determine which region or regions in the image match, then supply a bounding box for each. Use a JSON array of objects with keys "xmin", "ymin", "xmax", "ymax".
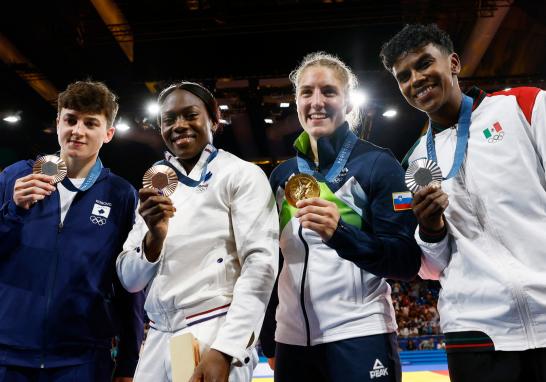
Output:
[
  {"xmin": 64, "ymin": 113, "xmax": 100, "ymax": 123},
  {"xmin": 395, "ymin": 53, "xmax": 435, "ymax": 81}
]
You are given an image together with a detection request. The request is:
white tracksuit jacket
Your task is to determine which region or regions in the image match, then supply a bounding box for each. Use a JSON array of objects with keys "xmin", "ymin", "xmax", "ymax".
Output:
[
  {"xmin": 117, "ymin": 146, "xmax": 279, "ymax": 373},
  {"xmin": 408, "ymin": 87, "xmax": 546, "ymax": 351}
]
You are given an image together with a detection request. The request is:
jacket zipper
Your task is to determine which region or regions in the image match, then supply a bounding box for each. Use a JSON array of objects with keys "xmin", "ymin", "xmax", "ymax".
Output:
[
  {"xmin": 41, "ymin": 221, "xmax": 63, "ymax": 368},
  {"xmin": 297, "ymin": 225, "xmax": 311, "ymax": 346}
]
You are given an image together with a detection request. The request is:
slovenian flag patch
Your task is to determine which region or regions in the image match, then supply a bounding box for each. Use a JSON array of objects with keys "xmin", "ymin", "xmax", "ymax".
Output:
[{"xmin": 392, "ymin": 191, "xmax": 412, "ymax": 211}]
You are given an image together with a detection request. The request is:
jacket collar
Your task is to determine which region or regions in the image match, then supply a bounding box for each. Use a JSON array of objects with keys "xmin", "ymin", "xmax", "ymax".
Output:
[
  {"xmin": 293, "ymin": 121, "xmax": 351, "ymax": 170},
  {"xmin": 430, "ymin": 86, "xmax": 486, "ymax": 133}
]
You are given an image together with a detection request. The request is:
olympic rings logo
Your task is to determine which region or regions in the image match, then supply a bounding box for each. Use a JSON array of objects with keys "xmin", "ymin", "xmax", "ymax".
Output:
[
  {"xmin": 487, "ymin": 131, "xmax": 504, "ymax": 143},
  {"xmin": 90, "ymin": 215, "xmax": 107, "ymax": 225}
]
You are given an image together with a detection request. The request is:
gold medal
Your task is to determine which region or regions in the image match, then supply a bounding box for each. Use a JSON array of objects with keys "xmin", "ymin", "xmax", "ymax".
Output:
[
  {"xmin": 285, "ymin": 173, "xmax": 320, "ymax": 207},
  {"xmin": 143, "ymin": 165, "xmax": 178, "ymax": 196},
  {"xmin": 32, "ymin": 155, "xmax": 67, "ymax": 184}
]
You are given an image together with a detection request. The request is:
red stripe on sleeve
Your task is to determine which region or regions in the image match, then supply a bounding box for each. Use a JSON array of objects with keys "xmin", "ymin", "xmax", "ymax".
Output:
[{"xmin": 489, "ymin": 87, "xmax": 541, "ymax": 125}]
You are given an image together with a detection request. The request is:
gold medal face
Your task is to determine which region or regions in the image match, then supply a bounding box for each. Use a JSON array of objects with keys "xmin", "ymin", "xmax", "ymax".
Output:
[
  {"xmin": 143, "ymin": 165, "xmax": 178, "ymax": 196},
  {"xmin": 285, "ymin": 173, "xmax": 320, "ymax": 207},
  {"xmin": 32, "ymin": 155, "xmax": 67, "ymax": 184}
]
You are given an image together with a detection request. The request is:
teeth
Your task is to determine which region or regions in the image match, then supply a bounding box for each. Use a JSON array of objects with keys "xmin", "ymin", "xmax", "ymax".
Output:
[
  {"xmin": 417, "ymin": 86, "xmax": 433, "ymax": 98},
  {"xmin": 309, "ymin": 113, "xmax": 327, "ymax": 119}
]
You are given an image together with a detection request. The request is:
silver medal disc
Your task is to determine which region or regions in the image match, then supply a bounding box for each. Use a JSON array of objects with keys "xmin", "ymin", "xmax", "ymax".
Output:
[{"xmin": 405, "ymin": 158, "xmax": 443, "ymax": 193}]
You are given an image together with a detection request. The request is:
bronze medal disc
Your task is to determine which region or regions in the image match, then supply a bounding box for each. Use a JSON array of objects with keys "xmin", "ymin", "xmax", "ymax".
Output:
[
  {"xmin": 143, "ymin": 165, "xmax": 178, "ymax": 196},
  {"xmin": 32, "ymin": 155, "xmax": 67, "ymax": 184},
  {"xmin": 285, "ymin": 173, "xmax": 320, "ymax": 207}
]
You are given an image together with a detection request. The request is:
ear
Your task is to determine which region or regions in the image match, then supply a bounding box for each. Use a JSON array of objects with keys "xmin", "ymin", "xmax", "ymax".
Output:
[
  {"xmin": 450, "ymin": 52, "xmax": 461, "ymax": 76},
  {"xmin": 346, "ymin": 100, "xmax": 353, "ymax": 115},
  {"xmin": 104, "ymin": 126, "xmax": 115, "ymax": 143}
]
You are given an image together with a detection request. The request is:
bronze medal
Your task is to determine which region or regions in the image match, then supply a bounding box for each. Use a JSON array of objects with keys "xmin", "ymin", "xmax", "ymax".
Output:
[
  {"xmin": 143, "ymin": 165, "xmax": 178, "ymax": 196},
  {"xmin": 32, "ymin": 155, "xmax": 67, "ymax": 184},
  {"xmin": 285, "ymin": 173, "xmax": 320, "ymax": 207}
]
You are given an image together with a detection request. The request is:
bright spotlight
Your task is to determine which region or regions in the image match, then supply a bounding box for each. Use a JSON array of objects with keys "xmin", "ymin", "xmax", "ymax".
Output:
[
  {"xmin": 350, "ymin": 90, "xmax": 368, "ymax": 108},
  {"xmin": 3, "ymin": 115, "xmax": 20, "ymax": 123},
  {"xmin": 147, "ymin": 103, "xmax": 160, "ymax": 116},
  {"xmin": 382, "ymin": 109, "xmax": 397, "ymax": 118},
  {"xmin": 264, "ymin": 118, "xmax": 274, "ymax": 124},
  {"xmin": 219, "ymin": 105, "xmax": 229, "ymax": 110},
  {"xmin": 116, "ymin": 121, "xmax": 130, "ymax": 132},
  {"xmin": 220, "ymin": 119, "xmax": 229, "ymax": 124},
  {"xmin": 280, "ymin": 102, "xmax": 290, "ymax": 108}
]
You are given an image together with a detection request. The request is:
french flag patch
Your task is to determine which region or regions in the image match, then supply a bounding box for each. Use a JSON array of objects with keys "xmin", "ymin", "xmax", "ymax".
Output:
[{"xmin": 392, "ymin": 192, "xmax": 412, "ymax": 211}]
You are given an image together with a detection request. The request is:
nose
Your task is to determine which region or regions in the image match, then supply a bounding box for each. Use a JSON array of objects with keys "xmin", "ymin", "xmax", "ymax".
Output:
[
  {"xmin": 71, "ymin": 120, "xmax": 84, "ymax": 135},
  {"xmin": 172, "ymin": 115, "xmax": 189, "ymax": 131},
  {"xmin": 310, "ymin": 88, "xmax": 325, "ymax": 110},
  {"xmin": 410, "ymin": 69, "xmax": 426, "ymax": 88}
]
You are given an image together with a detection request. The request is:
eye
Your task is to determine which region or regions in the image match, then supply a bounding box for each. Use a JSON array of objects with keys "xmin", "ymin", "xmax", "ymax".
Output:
[
  {"xmin": 396, "ymin": 72, "xmax": 410, "ymax": 84},
  {"xmin": 65, "ymin": 117, "xmax": 77, "ymax": 126},
  {"xmin": 299, "ymin": 88, "xmax": 312, "ymax": 97}
]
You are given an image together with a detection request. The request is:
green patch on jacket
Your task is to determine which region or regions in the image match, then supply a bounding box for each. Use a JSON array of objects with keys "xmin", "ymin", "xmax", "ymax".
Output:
[{"xmin": 279, "ymin": 181, "xmax": 362, "ymax": 231}]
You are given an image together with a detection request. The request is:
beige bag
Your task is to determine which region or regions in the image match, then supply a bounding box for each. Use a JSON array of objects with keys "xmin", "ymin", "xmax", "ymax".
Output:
[{"xmin": 170, "ymin": 332, "xmax": 201, "ymax": 382}]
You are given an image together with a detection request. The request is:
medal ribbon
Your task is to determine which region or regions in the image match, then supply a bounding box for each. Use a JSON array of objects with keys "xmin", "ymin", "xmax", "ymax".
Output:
[
  {"xmin": 426, "ymin": 94, "xmax": 473, "ymax": 180},
  {"xmin": 296, "ymin": 130, "xmax": 358, "ymax": 182},
  {"xmin": 61, "ymin": 158, "xmax": 103, "ymax": 192},
  {"xmin": 157, "ymin": 146, "xmax": 218, "ymax": 187}
]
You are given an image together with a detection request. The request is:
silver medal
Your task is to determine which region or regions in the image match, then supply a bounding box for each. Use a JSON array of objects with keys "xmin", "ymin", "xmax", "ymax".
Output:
[{"xmin": 405, "ymin": 158, "xmax": 442, "ymax": 193}]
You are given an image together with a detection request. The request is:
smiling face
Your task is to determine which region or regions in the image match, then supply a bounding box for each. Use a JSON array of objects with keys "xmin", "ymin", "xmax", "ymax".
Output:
[
  {"xmin": 57, "ymin": 108, "xmax": 114, "ymax": 163},
  {"xmin": 160, "ymin": 89, "xmax": 215, "ymax": 168},
  {"xmin": 392, "ymin": 43, "xmax": 461, "ymax": 124},
  {"xmin": 295, "ymin": 65, "xmax": 351, "ymax": 140}
]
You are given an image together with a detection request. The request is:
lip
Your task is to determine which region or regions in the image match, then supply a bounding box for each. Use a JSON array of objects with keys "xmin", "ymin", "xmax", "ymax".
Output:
[
  {"xmin": 172, "ymin": 135, "xmax": 196, "ymax": 145},
  {"xmin": 307, "ymin": 112, "xmax": 330, "ymax": 123},
  {"xmin": 68, "ymin": 141, "xmax": 85, "ymax": 146}
]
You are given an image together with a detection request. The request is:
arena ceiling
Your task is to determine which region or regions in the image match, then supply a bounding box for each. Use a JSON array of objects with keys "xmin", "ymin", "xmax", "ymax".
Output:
[{"xmin": 0, "ymin": 0, "xmax": 544, "ymax": 185}]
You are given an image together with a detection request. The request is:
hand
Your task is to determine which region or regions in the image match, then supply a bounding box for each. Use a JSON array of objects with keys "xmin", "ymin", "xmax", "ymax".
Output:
[
  {"xmin": 295, "ymin": 197, "xmax": 340, "ymax": 241},
  {"xmin": 113, "ymin": 378, "xmax": 133, "ymax": 382},
  {"xmin": 13, "ymin": 173, "xmax": 56, "ymax": 209},
  {"xmin": 189, "ymin": 349, "xmax": 231, "ymax": 382},
  {"xmin": 267, "ymin": 357, "xmax": 275, "ymax": 370},
  {"xmin": 138, "ymin": 188, "xmax": 176, "ymax": 262},
  {"xmin": 412, "ymin": 183, "xmax": 449, "ymax": 232}
]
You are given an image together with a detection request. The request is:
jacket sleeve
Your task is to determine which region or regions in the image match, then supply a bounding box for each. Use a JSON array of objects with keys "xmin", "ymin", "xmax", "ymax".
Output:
[
  {"xmin": 326, "ymin": 151, "xmax": 421, "ymax": 281},
  {"xmin": 416, "ymin": 230, "xmax": 452, "ymax": 280},
  {"xmin": 116, "ymin": 202, "xmax": 162, "ymax": 293},
  {"xmin": 210, "ymin": 162, "xmax": 279, "ymax": 365},
  {"xmin": 0, "ymin": 163, "xmax": 31, "ymax": 257},
  {"xmin": 113, "ymin": 187, "xmax": 145, "ymax": 377},
  {"xmin": 258, "ymin": 252, "xmax": 282, "ymax": 358},
  {"xmin": 525, "ymin": 89, "xmax": 546, "ymax": 174}
]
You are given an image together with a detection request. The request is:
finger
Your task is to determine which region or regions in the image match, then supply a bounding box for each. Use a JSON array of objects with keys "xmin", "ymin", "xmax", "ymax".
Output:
[
  {"xmin": 296, "ymin": 197, "xmax": 333, "ymax": 209},
  {"xmin": 300, "ymin": 220, "xmax": 328, "ymax": 236},
  {"xmin": 15, "ymin": 178, "xmax": 56, "ymax": 193},
  {"xmin": 139, "ymin": 205, "xmax": 176, "ymax": 220},
  {"xmin": 17, "ymin": 194, "xmax": 47, "ymax": 204},
  {"xmin": 16, "ymin": 186, "xmax": 53, "ymax": 197},
  {"xmin": 295, "ymin": 204, "xmax": 329, "ymax": 218},
  {"xmin": 417, "ymin": 194, "xmax": 449, "ymax": 218},
  {"xmin": 412, "ymin": 184, "xmax": 441, "ymax": 204},
  {"xmin": 412, "ymin": 188, "xmax": 446, "ymax": 211},
  {"xmin": 139, "ymin": 188, "xmax": 164, "ymax": 202},
  {"xmin": 18, "ymin": 173, "xmax": 55, "ymax": 184},
  {"xmin": 138, "ymin": 197, "xmax": 175, "ymax": 214},
  {"xmin": 299, "ymin": 212, "xmax": 330, "ymax": 226}
]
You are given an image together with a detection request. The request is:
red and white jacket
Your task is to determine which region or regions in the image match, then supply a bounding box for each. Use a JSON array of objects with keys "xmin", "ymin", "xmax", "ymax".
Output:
[{"xmin": 408, "ymin": 87, "xmax": 546, "ymax": 351}]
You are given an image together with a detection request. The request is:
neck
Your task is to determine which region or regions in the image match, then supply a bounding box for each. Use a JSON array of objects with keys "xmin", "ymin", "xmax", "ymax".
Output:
[
  {"xmin": 62, "ymin": 152, "xmax": 97, "ymax": 178},
  {"xmin": 179, "ymin": 155, "xmax": 200, "ymax": 174},
  {"xmin": 429, "ymin": 81, "xmax": 463, "ymax": 128}
]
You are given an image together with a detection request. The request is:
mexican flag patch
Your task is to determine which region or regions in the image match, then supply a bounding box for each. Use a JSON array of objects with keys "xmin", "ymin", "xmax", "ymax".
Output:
[{"xmin": 483, "ymin": 122, "xmax": 503, "ymax": 139}]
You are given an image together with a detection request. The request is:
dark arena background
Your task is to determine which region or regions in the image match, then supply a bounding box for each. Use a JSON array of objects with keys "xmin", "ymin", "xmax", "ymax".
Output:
[{"xmin": 1, "ymin": 1, "xmax": 545, "ymax": 381}]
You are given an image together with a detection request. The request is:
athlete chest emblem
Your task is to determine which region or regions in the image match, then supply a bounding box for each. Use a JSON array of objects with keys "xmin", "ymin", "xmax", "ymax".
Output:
[
  {"xmin": 483, "ymin": 122, "xmax": 504, "ymax": 143},
  {"xmin": 90, "ymin": 200, "xmax": 111, "ymax": 226}
]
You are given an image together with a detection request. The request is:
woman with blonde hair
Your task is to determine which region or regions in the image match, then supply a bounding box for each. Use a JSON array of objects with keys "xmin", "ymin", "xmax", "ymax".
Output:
[{"xmin": 259, "ymin": 52, "xmax": 421, "ymax": 382}]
